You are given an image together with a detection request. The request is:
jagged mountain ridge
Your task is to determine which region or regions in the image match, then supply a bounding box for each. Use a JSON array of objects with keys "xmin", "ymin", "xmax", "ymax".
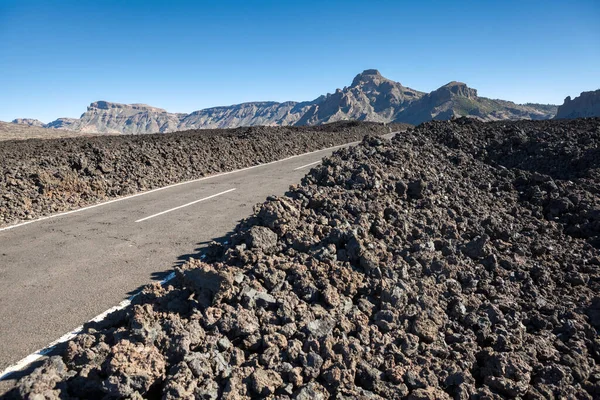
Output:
[
  {"xmin": 296, "ymin": 69, "xmax": 425, "ymax": 125},
  {"xmin": 394, "ymin": 81, "xmax": 558, "ymax": 125},
  {"xmin": 12, "ymin": 70, "xmax": 558, "ymax": 134},
  {"xmin": 555, "ymin": 89, "xmax": 600, "ymax": 119}
]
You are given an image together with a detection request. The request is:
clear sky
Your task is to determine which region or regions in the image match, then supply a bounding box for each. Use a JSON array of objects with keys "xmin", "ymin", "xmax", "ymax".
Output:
[{"xmin": 1, "ymin": 0, "xmax": 598, "ymax": 122}]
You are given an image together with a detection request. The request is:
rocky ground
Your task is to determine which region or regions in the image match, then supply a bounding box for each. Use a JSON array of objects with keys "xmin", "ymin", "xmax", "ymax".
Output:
[
  {"xmin": 0, "ymin": 121, "xmax": 396, "ymax": 228},
  {"xmin": 7, "ymin": 118, "xmax": 600, "ymax": 399}
]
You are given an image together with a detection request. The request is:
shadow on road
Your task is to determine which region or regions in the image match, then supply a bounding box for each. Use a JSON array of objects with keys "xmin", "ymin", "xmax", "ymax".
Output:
[
  {"xmin": 125, "ymin": 230, "xmax": 234, "ymax": 298},
  {"xmin": 0, "ymin": 227, "xmax": 238, "ymax": 398}
]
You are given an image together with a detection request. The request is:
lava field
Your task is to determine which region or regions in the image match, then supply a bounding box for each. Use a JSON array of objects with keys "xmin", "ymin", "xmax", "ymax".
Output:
[
  {"xmin": 9, "ymin": 118, "xmax": 600, "ymax": 399},
  {"xmin": 0, "ymin": 121, "xmax": 396, "ymax": 228}
]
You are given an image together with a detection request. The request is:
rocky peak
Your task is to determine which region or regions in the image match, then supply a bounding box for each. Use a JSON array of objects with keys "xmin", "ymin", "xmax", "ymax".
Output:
[
  {"xmin": 361, "ymin": 69, "xmax": 382, "ymax": 77},
  {"xmin": 89, "ymin": 101, "xmax": 121, "ymax": 110},
  {"xmin": 11, "ymin": 118, "xmax": 46, "ymax": 127},
  {"xmin": 351, "ymin": 69, "xmax": 386, "ymax": 87},
  {"xmin": 437, "ymin": 81, "xmax": 478, "ymax": 98}
]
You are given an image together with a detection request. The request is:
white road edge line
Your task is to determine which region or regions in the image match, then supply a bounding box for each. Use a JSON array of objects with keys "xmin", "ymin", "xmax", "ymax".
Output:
[
  {"xmin": 293, "ymin": 160, "xmax": 322, "ymax": 170},
  {"xmin": 0, "ymin": 141, "xmax": 361, "ymax": 233},
  {"xmin": 0, "ymin": 271, "xmax": 177, "ymax": 380},
  {"xmin": 0, "ymin": 133, "xmax": 401, "ymax": 378},
  {"xmin": 135, "ymin": 188, "xmax": 236, "ymax": 223}
]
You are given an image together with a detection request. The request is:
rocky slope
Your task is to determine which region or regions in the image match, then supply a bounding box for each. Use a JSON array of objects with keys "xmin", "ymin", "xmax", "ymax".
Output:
[
  {"xmin": 179, "ymin": 101, "xmax": 315, "ymax": 131},
  {"xmin": 11, "ymin": 118, "xmax": 45, "ymax": 127},
  {"xmin": 555, "ymin": 89, "xmax": 600, "ymax": 119},
  {"xmin": 9, "ymin": 118, "xmax": 600, "ymax": 399},
  {"xmin": 0, "ymin": 121, "xmax": 397, "ymax": 227},
  {"xmin": 296, "ymin": 70, "xmax": 425, "ymax": 125},
  {"xmin": 11, "ymin": 70, "xmax": 558, "ymax": 134},
  {"xmin": 395, "ymin": 82, "xmax": 557, "ymax": 125}
]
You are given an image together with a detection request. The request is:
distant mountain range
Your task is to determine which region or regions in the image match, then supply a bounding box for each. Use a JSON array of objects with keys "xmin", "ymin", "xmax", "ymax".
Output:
[
  {"xmin": 0, "ymin": 121, "xmax": 102, "ymax": 141},
  {"xmin": 11, "ymin": 70, "xmax": 564, "ymax": 134}
]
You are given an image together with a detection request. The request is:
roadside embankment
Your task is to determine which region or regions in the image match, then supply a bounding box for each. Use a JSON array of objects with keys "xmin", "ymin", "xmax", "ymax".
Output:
[{"xmin": 0, "ymin": 121, "xmax": 400, "ymax": 227}]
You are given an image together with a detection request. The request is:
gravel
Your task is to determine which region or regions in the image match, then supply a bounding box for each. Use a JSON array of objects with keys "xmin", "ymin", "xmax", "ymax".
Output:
[{"xmin": 8, "ymin": 117, "xmax": 600, "ymax": 399}]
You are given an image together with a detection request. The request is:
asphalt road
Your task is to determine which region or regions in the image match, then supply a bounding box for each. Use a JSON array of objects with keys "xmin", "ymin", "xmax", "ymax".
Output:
[{"xmin": 0, "ymin": 134, "xmax": 395, "ymax": 385}]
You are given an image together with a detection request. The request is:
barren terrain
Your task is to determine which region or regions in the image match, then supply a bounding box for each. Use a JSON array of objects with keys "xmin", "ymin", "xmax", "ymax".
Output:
[
  {"xmin": 8, "ymin": 118, "xmax": 600, "ymax": 399},
  {"xmin": 0, "ymin": 121, "xmax": 399, "ymax": 228},
  {"xmin": 0, "ymin": 121, "xmax": 105, "ymax": 141}
]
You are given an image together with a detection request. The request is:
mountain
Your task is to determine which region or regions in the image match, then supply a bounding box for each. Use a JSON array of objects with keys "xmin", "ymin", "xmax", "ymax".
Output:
[
  {"xmin": 296, "ymin": 69, "xmax": 424, "ymax": 125},
  {"xmin": 555, "ymin": 89, "xmax": 600, "ymax": 119},
  {"xmin": 394, "ymin": 81, "xmax": 557, "ymax": 125},
  {"xmin": 11, "ymin": 118, "xmax": 46, "ymax": 127},
  {"xmin": 179, "ymin": 101, "xmax": 315, "ymax": 131},
  {"xmin": 41, "ymin": 101, "xmax": 184, "ymax": 134},
  {"xmin": 33, "ymin": 101, "xmax": 316, "ymax": 135},
  {"xmin": 10, "ymin": 70, "xmax": 559, "ymax": 134}
]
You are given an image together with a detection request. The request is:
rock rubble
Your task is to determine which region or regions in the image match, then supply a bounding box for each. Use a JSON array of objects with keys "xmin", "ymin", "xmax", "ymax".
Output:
[
  {"xmin": 0, "ymin": 121, "xmax": 392, "ymax": 228},
  {"xmin": 10, "ymin": 117, "xmax": 600, "ymax": 399}
]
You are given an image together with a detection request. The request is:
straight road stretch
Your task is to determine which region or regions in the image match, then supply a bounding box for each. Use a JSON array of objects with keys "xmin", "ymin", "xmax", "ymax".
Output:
[{"xmin": 0, "ymin": 133, "xmax": 396, "ymax": 386}]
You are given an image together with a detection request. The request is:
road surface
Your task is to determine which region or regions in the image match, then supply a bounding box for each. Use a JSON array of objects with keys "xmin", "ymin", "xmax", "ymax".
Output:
[{"xmin": 0, "ymin": 134, "xmax": 396, "ymax": 386}]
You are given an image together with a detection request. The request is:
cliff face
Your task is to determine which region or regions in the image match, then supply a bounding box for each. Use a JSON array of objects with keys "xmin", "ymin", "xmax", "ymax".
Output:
[
  {"xmin": 12, "ymin": 70, "xmax": 560, "ymax": 134},
  {"xmin": 178, "ymin": 101, "xmax": 314, "ymax": 130},
  {"xmin": 555, "ymin": 90, "xmax": 600, "ymax": 119},
  {"xmin": 42, "ymin": 103, "xmax": 183, "ymax": 134}
]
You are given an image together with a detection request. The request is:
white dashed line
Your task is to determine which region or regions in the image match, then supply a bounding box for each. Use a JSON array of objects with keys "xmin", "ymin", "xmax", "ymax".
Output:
[
  {"xmin": 0, "ymin": 133, "xmax": 403, "ymax": 378},
  {"xmin": 0, "ymin": 141, "xmax": 361, "ymax": 233},
  {"xmin": 135, "ymin": 188, "xmax": 237, "ymax": 223},
  {"xmin": 293, "ymin": 160, "xmax": 322, "ymax": 170}
]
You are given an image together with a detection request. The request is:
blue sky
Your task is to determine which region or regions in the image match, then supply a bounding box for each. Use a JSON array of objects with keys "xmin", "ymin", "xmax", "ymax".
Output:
[{"xmin": 1, "ymin": 0, "xmax": 598, "ymax": 122}]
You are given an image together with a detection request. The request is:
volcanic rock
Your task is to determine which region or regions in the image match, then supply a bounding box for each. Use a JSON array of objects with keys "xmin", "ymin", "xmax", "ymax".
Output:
[
  {"xmin": 0, "ymin": 121, "xmax": 392, "ymax": 227},
  {"xmin": 10, "ymin": 117, "xmax": 600, "ymax": 399}
]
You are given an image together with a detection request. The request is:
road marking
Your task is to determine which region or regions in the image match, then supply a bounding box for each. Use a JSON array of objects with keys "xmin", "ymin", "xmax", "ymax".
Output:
[
  {"xmin": 293, "ymin": 160, "xmax": 322, "ymax": 170},
  {"xmin": 135, "ymin": 188, "xmax": 236, "ymax": 223},
  {"xmin": 0, "ymin": 141, "xmax": 362, "ymax": 233},
  {"xmin": 0, "ymin": 271, "xmax": 177, "ymax": 380},
  {"xmin": 0, "ymin": 132, "xmax": 401, "ymax": 378}
]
